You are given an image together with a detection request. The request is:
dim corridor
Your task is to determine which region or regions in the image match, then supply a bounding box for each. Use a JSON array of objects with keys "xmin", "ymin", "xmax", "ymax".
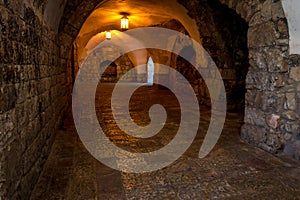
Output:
[{"xmin": 30, "ymin": 84, "xmax": 300, "ymax": 199}]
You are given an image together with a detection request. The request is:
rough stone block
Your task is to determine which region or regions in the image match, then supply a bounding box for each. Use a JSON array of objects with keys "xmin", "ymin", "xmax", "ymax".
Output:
[
  {"xmin": 277, "ymin": 19, "xmax": 289, "ymax": 36},
  {"xmin": 244, "ymin": 107, "xmax": 267, "ymax": 127},
  {"xmin": 266, "ymin": 114, "xmax": 280, "ymax": 129},
  {"xmin": 249, "ymin": 48, "xmax": 288, "ymax": 73},
  {"xmin": 284, "ymin": 122, "xmax": 299, "ymax": 134},
  {"xmin": 246, "ymin": 71, "xmax": 269, "ymax": 90},
  {"xmin": 271, "ymin": 1, "xmax": 286, "ymax": 21},
  {"xmin": 290, "ymin": 66, "xmax": 300, "ymax": 82},
  {"xmin": 248, "ymin": 22, "xmax": 277, "ymax": 48},
  {"xmin": 282, "ymin": 111, "xmax": 299, "ymax": 121},
  {"xmin": 249, "ymin": 0, "xmax": 271, "ymax": 26},
  {"xmin": 284, "ymin": 93, "xmax": 297, "ymax": 111},
  {"xmin": 241, "ymin": 124, "xmax": 267, "ymax": 145},
  {"xmin": 0, "ymin": 85, "xmax": 17, "ymax": 113}
]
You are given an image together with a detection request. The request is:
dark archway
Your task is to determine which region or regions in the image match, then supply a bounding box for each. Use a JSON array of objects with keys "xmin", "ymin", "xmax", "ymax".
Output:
[
  {"xmin": 195, "ymin": 0, "xmax": 250, "ymax": 111},
  {"xmin": 99, "ymin": 60, "xmax": 118, "ymax": 83},
  {"xmin": 59, "ymin": 0, "xmax": 295, "ymax": 158}
]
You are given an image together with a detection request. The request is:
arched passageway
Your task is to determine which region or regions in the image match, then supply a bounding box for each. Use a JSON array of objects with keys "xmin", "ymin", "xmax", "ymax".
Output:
[
  {"xmin": 99, "ymin": 60, "xmax": 117, "ymax": 82},
  {"xmin": 1, "ymin": 0, "xmax": 300, "ymax": 199}
]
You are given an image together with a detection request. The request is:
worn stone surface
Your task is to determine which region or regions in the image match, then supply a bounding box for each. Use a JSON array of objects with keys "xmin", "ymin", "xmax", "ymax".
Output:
[
  {"xmin": 290, "ymin": 66, "xmax": 300, "ymax": 82},
  {"xmin": 0, "ymin": 1, "xmax": 70, "ymax": 199},
  {"xmin": 248, "ymin": 22, "xmax": 277, "ymax": 48},
  {"xmin": 266, "ymin": 114, "xmax": 280, "ymax": 129},
  {"xmin": 285, "ymin": 93, "xmax": 297, "ymax": 111},
  {"xmin": 32, "ymin": 84, "xmax": 300, "ymax": 199}
]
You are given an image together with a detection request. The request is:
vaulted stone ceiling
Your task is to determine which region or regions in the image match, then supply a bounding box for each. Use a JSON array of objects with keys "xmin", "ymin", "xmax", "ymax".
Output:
[
  {"xmin": 43, "ymin": 0, "xmax": 300, "ymax": 54},
  {"xmin": 76, "ymin": 0, "xmax": 201, "ymax": 50}
]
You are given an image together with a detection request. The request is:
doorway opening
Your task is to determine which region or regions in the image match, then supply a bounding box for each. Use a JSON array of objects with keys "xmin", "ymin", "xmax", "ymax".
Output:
[{"xmin": 147, "ymin": 57, "xmax": 155, "ymax": 85}]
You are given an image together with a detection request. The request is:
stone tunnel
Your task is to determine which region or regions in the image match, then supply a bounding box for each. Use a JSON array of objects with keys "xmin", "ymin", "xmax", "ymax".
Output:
[{"xmin": 1, "ymin": 0, "xmax": 300, "ymax": 199}]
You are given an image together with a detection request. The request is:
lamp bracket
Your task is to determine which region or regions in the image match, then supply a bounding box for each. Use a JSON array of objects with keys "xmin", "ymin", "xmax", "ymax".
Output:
[{"xmin": 120, "ymin": 12, "xmax": 130, "ymax": 16}]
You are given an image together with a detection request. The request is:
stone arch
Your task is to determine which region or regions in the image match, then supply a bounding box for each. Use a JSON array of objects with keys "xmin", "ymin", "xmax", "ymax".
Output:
[
  {"xmin": 176, "ymin": 0, "xmax": 299, "ymax": 157},
  {"xmin": 57, "ymin": 0, "xmax": 202, "ymax": 60},
  {"xmin": 214, "ymin": 0, "xmax": 298, "ymax": 156},
  {"xmin": 202, "ymin": 0, "xmax": 250, "ymax": 110},
  {"xmin": 99, "ymin": 60, "xmax": 118, "ymax": 82},
  {"xmin": 56, "ymin": 0, "xmax": 291, "ymax": 62},
  {"xmin": 57, "ymin": 0, "xmax": 298, "ymax": 157}
]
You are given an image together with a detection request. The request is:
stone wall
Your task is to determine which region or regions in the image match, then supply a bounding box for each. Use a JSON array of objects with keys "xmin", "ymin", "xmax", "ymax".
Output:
[
  {"xmin": 115, "ymin": 54, "xmax": 137, "ymax": 82},
  {"xmin": 77, "ymin": 45, "xmax": 137, "ymax": 83},
  {"xmin": 176, "ymin": 0, "xmax": 300, "ymax": 159},
  {"xmin": 150, "ymin": 20, "xmax": 203, "ymax": 95},
  {"xmin": 0, "ymin": 0, "xmax": 70, "ymax": 199},
  {"xmin": 215, "ymin": 0, "xmax": 300, "ymax": 159}
]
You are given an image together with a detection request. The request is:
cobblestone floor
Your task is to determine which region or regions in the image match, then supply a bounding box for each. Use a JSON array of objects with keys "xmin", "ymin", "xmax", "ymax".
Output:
[{"xmin": 31, "ymin": 84, "xmax": 300, "ymax": 200}]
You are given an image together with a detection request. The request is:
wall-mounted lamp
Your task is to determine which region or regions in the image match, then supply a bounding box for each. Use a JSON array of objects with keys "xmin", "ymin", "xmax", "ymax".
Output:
[
  {"xmin": 106, "ymin": 30, "xmax": 111, "ymax": 40},
  {"xmin": 120, "ymin": 13, "xmax": 129, "ymax": 31}
]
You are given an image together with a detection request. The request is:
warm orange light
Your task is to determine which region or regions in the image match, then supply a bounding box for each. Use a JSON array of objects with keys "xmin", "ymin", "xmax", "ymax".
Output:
[
  {"xmin": 121, "ymin": 16, "xmax": 129, "ymax": 30},
  {"xmin": 106, "ymin": 30, "xmax": 111, "ymax": 40}
]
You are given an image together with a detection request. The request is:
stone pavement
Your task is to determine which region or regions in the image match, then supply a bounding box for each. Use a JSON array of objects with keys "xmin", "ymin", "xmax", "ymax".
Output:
[{"xmin": 30, "ymin": 84, "xmax": 300, "ymax": 199}]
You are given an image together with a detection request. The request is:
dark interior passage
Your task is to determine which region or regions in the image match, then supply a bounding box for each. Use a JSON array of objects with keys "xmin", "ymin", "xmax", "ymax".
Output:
[{"xmin": 1, "ymin": 0, "xmax": 300, "ymax": 199}]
